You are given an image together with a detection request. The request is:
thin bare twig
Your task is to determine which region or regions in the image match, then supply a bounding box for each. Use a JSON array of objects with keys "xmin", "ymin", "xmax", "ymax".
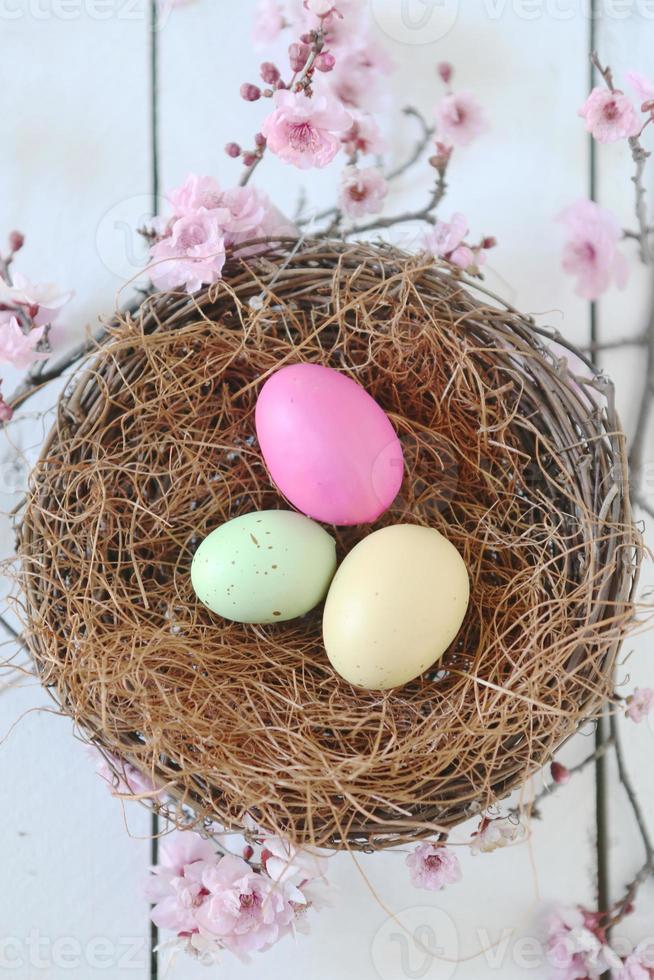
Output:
[
  {"xmin": 628, "ymin": 279, "xmax": 654, "ymax": 485},
  {"xmin": 508, "ymin": 737, "xmax": 615, "ymax": 819},
  {"xmin": 582, "ymin": 333, "xmax": 648, "ymax": 353},
  {"xmin": 384, "ymin": 106, "xmax": 435, "ymax": 182},
  {"xmin": 0, "ymin": 614, "xmax": 24, "ymax": 646},
  {"xmin": 604, "ymin": 712, "xmax": 654, "ymax": 927}
]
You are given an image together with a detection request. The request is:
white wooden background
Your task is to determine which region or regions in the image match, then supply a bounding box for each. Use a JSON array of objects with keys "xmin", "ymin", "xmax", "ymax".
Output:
[{"xmin": 1, "ymin": 2, "xmax": 653, "ymax": 978}]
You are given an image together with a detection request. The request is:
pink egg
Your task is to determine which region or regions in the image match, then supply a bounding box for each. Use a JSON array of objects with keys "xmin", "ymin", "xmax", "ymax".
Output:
[{"xmin": 255, "ymin": 363, "xmax": 404, "ymax": 526}]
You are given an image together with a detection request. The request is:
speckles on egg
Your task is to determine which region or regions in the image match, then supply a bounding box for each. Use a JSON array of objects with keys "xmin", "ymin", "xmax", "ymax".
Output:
[{"xmin": 190, "ymin": 509, "xmax": 337, "ymax": 624}]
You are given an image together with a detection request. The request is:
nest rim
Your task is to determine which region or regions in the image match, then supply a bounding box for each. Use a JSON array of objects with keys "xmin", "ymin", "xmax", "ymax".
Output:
[{"xmin": 17, "ymin": 237, "xmax": 642, "ymax": 850}]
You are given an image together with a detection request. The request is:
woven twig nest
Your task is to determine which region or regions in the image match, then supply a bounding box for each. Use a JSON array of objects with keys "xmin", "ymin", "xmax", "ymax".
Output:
[{"xmin": 19, "ymin": 239, "xmax": 641, "ymax": 850}]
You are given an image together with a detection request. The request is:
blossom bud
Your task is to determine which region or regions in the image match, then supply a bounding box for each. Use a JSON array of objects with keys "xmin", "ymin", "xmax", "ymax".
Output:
[
  {"xmin": 430, "ymin": 141, "xmax": 452, "ymax": 170},
  {"xmin": 254, "ymin": 132, "xmax": 267, "ymax": 149},
  {"xmin": 642, "ymin": 98, "xmax": 654, "ymax": 114},
  {"xmin": 242, "ymin": 844, "xmax": 254, "ymax": 860},
  {"xmin": 0, "ymin": 395, "xmax": 13, "ymax": 424},
  {"xmin": 242, "ymin": 152, "xmax": 257, "ymax": 167},
  {"xmin": 9, "ymin": 230, "xmax": 24, "ymax": 253},
  {"xmin": 316, "ymin": 51, "xmax": 336, "ymax": 72},
  {"xmin": 300, "ymin": 32, "xmax": 315, "ymax": 44},
  {"xmin": 260, "ymin": 847, "xmax": 272, "ymax": 868},
  {"xmin": 437, "ymin": 61, "xmax": 453, "ymax": 84},
  {"xmin": 260, "ymin": 61, "xmax": 281, "ymax": 85},
  {"xmin": 240, "ymin": 82, "xmax": 262, "ymax": 102},
  {"xmin": 288, "ymin": 42, "xmax": 310, "ymax": 72},
  {"xmin": 225, "ymin": 142, "xmax": 241, "ymax": 158},
  {"xmin": 550, "ymin": 761, "xmax": 571, "ymax": 785},
  {"xmin": 482, "ymin": 236, "xmax": 497, "ymax": 250}
]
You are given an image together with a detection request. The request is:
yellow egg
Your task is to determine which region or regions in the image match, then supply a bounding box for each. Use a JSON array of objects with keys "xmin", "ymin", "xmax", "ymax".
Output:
[{"xmin": 322, "ymin": 524, "xmax": 469, "ymax": 690}]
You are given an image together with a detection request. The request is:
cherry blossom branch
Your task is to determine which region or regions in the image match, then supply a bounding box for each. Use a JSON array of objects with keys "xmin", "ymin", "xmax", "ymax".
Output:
[
  {"xmin": 342, "ymin": 157, "xmax": 449, "ymax": 237},
  {"xmin": 591, "ymin": 52, "xmax": 653, "ymax": 264},
  {"xmin": 589, "ymin": 53, "xmax": 654, "ymax": 508},
  {"xmin": 298, "ymin": 106, "xmax": 435, "ymax": 231},
  {"xmin": 239, "ymin": 31, "xmax": 326, "ymax": 189}
]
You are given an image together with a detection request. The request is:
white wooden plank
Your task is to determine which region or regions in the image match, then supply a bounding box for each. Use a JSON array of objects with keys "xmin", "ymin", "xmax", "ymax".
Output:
[{"xmin": 0, "ymin": 6, "xmax": 154, "ymax": 978}]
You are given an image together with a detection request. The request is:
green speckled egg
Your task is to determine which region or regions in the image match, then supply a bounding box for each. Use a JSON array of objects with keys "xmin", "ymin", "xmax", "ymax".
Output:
[{"xmin": 191, "ymin": 510, "xmax": 337, "ymax": 624}]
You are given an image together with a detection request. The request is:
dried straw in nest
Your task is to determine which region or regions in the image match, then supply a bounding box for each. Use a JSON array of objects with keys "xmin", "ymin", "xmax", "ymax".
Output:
[{"xmin": 18, "ymin": 239, "xmax": 641, "ymax": 850}]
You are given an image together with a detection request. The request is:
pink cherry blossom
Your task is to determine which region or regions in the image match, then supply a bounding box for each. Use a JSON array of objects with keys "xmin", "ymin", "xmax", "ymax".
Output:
[
  {"xmin": 328, "ymin": 43, "xmax": 391, "ymax": 111},
  {"xmin": 617, "ymin": 945, "xmax": 654, "ymax": 979},
  {"xmin": 558, "ymin": 199, "xmax": 628, "ymax": 300},
  {"xmin": 626, "ymin": 70, "xmax": 654, "ymax": 108},
  {"xmin": 406, "ymin": 843, "xmax": 462, "ymax": 891},
  {"xmin": 470, "ymin": 816, "xmax": 524, "ymax": 854},
  {"xmin": 0, "ymin": 316, "xmax": 47, "ymax": 369},
  {"xmin": 263, "ymin": 836, "xmax": 327, "ymax": 886},
  {"xmin": 146, "ymin": 831, "xmax": 217, "ymax": 935},
  {"xmin": 252, "ymin": 0, "xmax": 285, "ymax": 47},
  {"xmin": 194, "ymin": 854, "xmax": 295, "ymax": 956},
  {"xmin": 261, "ymin": 89, "xmax": 352, "ymax": 169},
  {"xmin": 578, "ymin": 87, "xmax": 641, "ymax": 143},
  {"xmin": 168, "ymin": 173, "xmax": 223, "ymax": 216},
  {"xmin": 91, "ymin": 747, "xmax": 162, "ymax": 799},
  {"xmin": 546, "ymin": 907, "xmax": 621, "ymax": 980},
  {"xmin": 625, "ymin": 687, "xmax": 654, "ymax": 723},
  {"xmin": 423, "ymin": 213, "xmax": 481, "ymax": 270},
  {"xmin": 149, "ymin": 208, "xmax": 229, "ymax": 293},
  {"xmin": 0, "ymin": 273, "xmax": 71, "ymax": 327},
  {"xmin": 318, "ymin": 0, "xmax": 367, "ymax": 46},
  {"xmin": 221, "ymin": 186, "xmax": 268, "ymax": 241},
  {"xmin": 618, "ymin": 954, "xmax": 650, "ymax": 980},
  {"xmin": 342, "ymin": 113, "xmax": 385, "ymax": 155},
  {"xmin": 220, "ymin": 187, "xmax": 297, "ymax": 255},
  {"xmin": 340, "ymin": 165, "xmax": 387, "ymax": 218},
  {"xmin": 435, "ymin": 90, "xmax": 487, "ymax": 147}
]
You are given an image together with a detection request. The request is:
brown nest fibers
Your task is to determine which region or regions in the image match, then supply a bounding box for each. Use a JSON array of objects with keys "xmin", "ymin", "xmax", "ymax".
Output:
[{"xmin": 18, "ymin": 238, "xmax": 641, "ymax": 850}]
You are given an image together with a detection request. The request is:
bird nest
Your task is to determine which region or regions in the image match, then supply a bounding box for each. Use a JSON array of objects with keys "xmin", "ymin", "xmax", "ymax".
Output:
[{"xmin": 18, "ymin": 238, "xmax": 641, "ymax": 850}]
